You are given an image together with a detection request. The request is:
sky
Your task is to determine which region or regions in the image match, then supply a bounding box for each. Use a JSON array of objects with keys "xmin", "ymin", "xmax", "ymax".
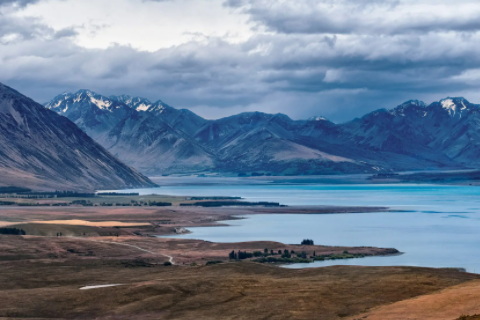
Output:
[{"xmin": 1, "ymin": 0, "xmax": 480, "ymax": 122}]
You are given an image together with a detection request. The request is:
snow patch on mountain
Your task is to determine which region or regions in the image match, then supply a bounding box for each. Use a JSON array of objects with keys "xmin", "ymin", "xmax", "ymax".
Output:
[
  {"xmin": 89, "ymin": 96, "xmax": 112, "ymax": 110},
  {"xmin": 136, "ymin": 103, "xmax": 151, "ymax": 111},
  {"xmin": 309, "ymin": 116, "xmax": 328, "ymax": 121},
  {"xmin": 441, "ymin": 99, "xmax": 456, "ymax": 113}
]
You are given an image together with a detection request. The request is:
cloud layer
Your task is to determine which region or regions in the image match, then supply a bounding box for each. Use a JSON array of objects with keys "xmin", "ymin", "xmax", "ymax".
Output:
[{"xmin": 1, "ymin": 0, "xmax": 480, "ymax": 121}]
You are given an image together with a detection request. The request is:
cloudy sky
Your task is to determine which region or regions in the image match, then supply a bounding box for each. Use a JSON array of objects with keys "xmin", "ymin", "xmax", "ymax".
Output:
[{"xmin": 1, "ymin": 0, "xmax": 480, "ymax": 122}]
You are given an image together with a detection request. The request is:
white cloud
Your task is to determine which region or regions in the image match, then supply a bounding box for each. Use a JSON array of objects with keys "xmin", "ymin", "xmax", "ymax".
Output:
[
  {"xmin": 1, "ymin": 0, "xmax": 480, "ymax": 122},
  {"xmin": 15, "ymin": 0, "xmax": 254, "ymax": 51}
]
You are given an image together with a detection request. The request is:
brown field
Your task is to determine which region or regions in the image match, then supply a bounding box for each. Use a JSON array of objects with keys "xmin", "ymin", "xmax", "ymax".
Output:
[
  {"xmin": 0, "ymin": 234, "xmax": 397, "ymax": 268},
  {"xmin": 0, "ymin": 203, "xmax": 393, "ymax": 237},
  {"xmin": 1, "ymin": 235, "xmax": 479, "ymax": 320},
  {"xmin": 1, "ymin": 202, "xmax": 478, "ymax": 319}
]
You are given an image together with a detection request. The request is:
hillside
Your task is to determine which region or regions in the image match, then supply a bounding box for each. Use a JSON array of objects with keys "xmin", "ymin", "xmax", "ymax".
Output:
[{"xmin": 0, "ymin": 83, "xmax": 156, "ymax": 191}]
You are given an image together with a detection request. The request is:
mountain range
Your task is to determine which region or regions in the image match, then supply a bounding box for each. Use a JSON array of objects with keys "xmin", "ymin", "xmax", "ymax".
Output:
[
  {"xmin": 45, "ymin": 90, "xmax": 480, "ymax": 176},
  {"xmin": 0, "ymin": 83, "xmax": 156, "ymax": 191}
]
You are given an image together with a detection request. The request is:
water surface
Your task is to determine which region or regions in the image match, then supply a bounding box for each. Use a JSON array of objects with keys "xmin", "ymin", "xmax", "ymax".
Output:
[{"xmin": 112, "ymin": 180, "xmax": 480, "ymax": 272}]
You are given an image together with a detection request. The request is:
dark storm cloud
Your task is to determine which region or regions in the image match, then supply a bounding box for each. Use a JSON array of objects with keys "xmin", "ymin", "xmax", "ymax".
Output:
[
  {"xmin": 225, "ymin": 0, "xmax": 480, "ymax": 35},
  {"xmin": 1, "ymin": 0, "xmax": 480, "ymax": 121}
]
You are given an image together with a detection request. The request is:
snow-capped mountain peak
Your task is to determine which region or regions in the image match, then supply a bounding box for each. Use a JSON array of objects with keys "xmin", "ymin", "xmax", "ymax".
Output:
[
  {"xmin": 110, "ymin": 95, "xmax": 153, "ymax": 111},
  {"xmin": 145, "ymin": 100, "xmax": 173, "ymax": 113},
  {"xmin": 390, "ymin": 100, "xmax": 427, "ymax": 116},
  {"xmin": 308, "ymin": 116, "xmax": 328, "ymax": 121},
  {"xmin": 436, "ymin": 97, "xmax": 473, "ymax": 118}
]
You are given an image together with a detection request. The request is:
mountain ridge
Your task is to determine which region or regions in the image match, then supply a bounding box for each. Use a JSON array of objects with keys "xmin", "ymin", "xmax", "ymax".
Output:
[{"xmin": 45, "ymin": 89, "xmax": 480, "ymax": 176}]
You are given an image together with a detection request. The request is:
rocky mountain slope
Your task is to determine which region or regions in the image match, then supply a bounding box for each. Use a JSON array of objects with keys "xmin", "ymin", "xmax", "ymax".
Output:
[
  {"xmin": 45, "ymin": 90, "xmax": 480, "ymax": 175},
  {"xmin": 0, "ymin": 83, "xmax": 156, "ymax": 190}
]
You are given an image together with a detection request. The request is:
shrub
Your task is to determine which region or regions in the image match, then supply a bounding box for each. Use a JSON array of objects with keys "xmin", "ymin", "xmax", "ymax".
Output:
[
  {"xmin": 206, "ymin": 260, "xmax": 223, "ymax": 265},
  {"xmin": 253, "ymin": 251, "xmax": 263, "ymax": 257},
  {"xmin": 164, "ymin": 261, "xmax": 172, "ymax": 266}
]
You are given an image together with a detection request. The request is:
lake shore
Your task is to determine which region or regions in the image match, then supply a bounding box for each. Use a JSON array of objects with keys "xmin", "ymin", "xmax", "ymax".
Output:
[{"xmin": 0, "ymin": 202, "xmax": 395, "ymax": 237}]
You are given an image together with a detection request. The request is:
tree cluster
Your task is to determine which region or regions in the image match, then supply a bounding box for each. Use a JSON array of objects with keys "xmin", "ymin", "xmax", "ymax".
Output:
[
  {"xmin": 301, "ymin": 239, "xmax": 314, "ymax": 245},
  {"xmin": 148, "ymin": 201, "xmax": 172, "ymax": 207},
  {"xmin": 229, "ymin": 248, "xmax": 299, "ymax": 260},
  {"xmin": 0, "ymin": 227, "xmax": 26, "ymax": 235}
]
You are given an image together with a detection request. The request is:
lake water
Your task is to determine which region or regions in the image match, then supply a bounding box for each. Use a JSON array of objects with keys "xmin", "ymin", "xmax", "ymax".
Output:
[{"xmin": 113, "ymin": 181, "xmax": 480, "ymax": 272}]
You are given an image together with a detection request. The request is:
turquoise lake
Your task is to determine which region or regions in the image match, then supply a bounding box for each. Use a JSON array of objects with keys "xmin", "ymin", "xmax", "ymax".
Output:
[{"xmin": 114, "ymin": 180, "xmax": 480, "ymax": 272}]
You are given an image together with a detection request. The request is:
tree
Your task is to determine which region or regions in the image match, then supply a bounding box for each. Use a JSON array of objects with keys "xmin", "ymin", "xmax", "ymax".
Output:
[
  {"xmin": 301, "ymin": 239, "xmax": 314, "ymax": 245},
  {"xmin": 229, "ymin": 250, "xmax": 236, "ymax": 260},
  {"xmin": 282, "ymin": 249, "xmax": 291, "ymax": 258},
  {"xmin": 264, "ymin": 248, "xmax": 268, "ymax": 253}
]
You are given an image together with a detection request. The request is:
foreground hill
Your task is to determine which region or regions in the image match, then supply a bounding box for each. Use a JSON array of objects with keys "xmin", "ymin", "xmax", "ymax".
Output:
[
  {"xmin": 0, "ymin": 233, "xmax": 478, "ymax": 320},
  {"xmin": 0, "ymin": 83, "xmax": 156, "ymax": 191},
  {"xmin": 46, "ymin": 90, "xmax": 480, "ymax": 175}
]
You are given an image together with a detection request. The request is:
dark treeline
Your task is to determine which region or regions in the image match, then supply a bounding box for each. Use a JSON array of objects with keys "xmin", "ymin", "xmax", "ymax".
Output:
[
  {"xmin": 0, "ymin": 227, "xmax": 26, "ymax": 235},
  {"xmin": 0, "ymin": 187, "xmax": 31, "ymax": 193},
  {"xmin": 229, "ymin": 248, "xmax": 298, "ymax": 260},
  {"xmin": 181, "ymin": 201, "xmax": 281, "ymax": 207},
  {"xmin": 0, "ymin": 201, "xmax": 16, "ymax": 205},
  {"xmin": 148, "ymin": 201, "xmax": 172, "ymax": 207},
  {"xmin": 189, "ymin": 197, "xmax": 242, "ymax": 200},
  {"xmin": 97, "ymin": 192, "xmax": 140, "ymax": 196},
  {"xmin": 9, "ymin": 191, "xmax": 96, "ymax": 198},
  {"xmin": 50, "ymin": 191, "xmax": 96, "ymax": 198}
]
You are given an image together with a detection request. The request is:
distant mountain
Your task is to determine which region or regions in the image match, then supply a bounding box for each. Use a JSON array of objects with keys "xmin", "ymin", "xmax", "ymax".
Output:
[
  {"xmin": 341, "ymin": 98, "xmax": 480, "ymax": 167},
  {"xmin": 46, "ymin": 91, "xmax": 213, "ymax": 174},
  {"xmin": 0, "ymin": 83, "xmax": 156, "ymax": 191},
  {"xmin": 45, "ymin": 89, "xmax": 480, "ymax": 176}
]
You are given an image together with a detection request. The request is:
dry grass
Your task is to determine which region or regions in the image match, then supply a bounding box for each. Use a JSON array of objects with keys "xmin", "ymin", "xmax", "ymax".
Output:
[
  {"xmin": 346, "ymin": 280, "xmax": 480, "ymax": 320},
  {"xmin": 0, "ymin": 235, "xmax": 479, "ymax": 320},
  {"xmin": 457, "ymin": 316, "xmax": 480, "ymax": 320}
]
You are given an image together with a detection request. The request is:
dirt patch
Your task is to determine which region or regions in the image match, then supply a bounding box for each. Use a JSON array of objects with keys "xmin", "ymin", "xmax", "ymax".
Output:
[{"xmin": 28, "ymin": 220, "xmax": 151, "ymax": 227}]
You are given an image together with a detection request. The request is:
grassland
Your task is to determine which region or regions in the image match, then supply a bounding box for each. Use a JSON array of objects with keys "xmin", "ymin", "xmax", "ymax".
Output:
[{"xmin": 1, "ymin": 234, "xmax": 479, "ymax": 320}]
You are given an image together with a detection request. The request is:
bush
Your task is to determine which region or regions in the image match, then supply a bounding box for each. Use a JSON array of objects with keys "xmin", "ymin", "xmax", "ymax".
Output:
[
  {"xmin": 164, "ymin": 261, "xmax": 172, "ymax": 266},
  {"xmin": 206, "ymin": 260, "xmax": 223, "ymax": 265},
  {"xmin": 253, "ymin": 251, "xmax": 263, "ymax": 257}
]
